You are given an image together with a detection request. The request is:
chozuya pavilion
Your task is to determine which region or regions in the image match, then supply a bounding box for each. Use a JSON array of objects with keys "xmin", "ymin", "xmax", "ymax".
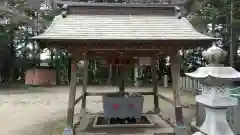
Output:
[{"xmin": 32, "ymin": 1, "xmax": 216, "ymax": 135}]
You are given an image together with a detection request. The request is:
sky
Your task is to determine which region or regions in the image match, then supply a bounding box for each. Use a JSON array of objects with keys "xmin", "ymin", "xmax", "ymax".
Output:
[{"xmin": 40, "ymin": 48, "xmax": 50, "ymax": 60}]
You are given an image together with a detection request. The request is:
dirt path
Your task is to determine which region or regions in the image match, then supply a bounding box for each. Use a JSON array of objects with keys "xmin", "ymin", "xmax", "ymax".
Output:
[
  {"xmin": 0, "ymin": 86, "xmax": 195, "ymax": 135},
  {"xmin": 0, "ymin": 88, "xmax": 69, "ymax": 135}
]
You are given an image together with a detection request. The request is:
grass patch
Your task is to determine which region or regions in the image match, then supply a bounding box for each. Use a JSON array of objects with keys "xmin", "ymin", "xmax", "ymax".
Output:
[{"xmin": 51, "ymin": 120, "xmax": 66, "ymax": 135}]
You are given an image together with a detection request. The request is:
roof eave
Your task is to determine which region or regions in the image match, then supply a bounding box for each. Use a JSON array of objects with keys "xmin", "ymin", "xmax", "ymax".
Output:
[
  {"xmin": 55, "ymin": 0, "xmax": 184, "ymax": 8},
  {"xmin": 31, "ymin": 36, "xmax": 217, "ymax": 41}
]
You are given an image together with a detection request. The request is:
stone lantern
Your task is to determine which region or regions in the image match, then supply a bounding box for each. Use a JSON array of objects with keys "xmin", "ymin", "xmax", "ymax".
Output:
[{"xmin": 185, "ymin": 43, "xmax": 240, "ymax": 135}]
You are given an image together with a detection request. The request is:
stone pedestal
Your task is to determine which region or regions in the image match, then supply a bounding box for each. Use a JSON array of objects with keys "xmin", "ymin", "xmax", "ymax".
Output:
[
  {"xmin": 64, "ymin": 128, "xmax": 73, "ymax": 135},
  {"xmin": 201, "ymin": 107, "xmax": 233, "ymax": 135},
  {"xmin": 174, "ymin": 125, "xmax": 187, "ymax": 135},
  {"xmin": 195, "ymin": 85, "xmax": 238, "ymax": 135}
]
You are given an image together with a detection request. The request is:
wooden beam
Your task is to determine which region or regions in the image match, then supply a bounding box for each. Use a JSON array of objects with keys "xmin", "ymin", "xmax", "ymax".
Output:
[
  {"xmin": 118, "ymin": 53, "xmax": 126, "ymax": 96},
  {"xmin": 43, "ymin": 39, "xmax": 213, "ymax": 50},
  {"xmin": 86, "ymin": 92, "xmax": 154, "ymax": 96},
  {"xmin": 119, "ymin": 68, "xmax": 125, "ymax": 96},
  {"xmin": 170, "ymin": 50, "xmax": 184, "ymax": 125},
  {"xmin": 151, "ymin": 55, "xmax": 159, "ymax": 113},
  {"xmin": 87, "ymin": 50, "xmax": 162, "ymax": 58},
  {"xmin": 66, "ymin": 58, "xmax": 77, "ymax": 128},
  {"xmin": 81, "ymin": 54, "xmax": 89, "ymax": 109}
]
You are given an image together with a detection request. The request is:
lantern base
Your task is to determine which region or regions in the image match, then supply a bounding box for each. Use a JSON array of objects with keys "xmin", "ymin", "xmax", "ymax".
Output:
[{"xmin": 200, "ymin": 107, "xmax": 234, "ymax": 135}]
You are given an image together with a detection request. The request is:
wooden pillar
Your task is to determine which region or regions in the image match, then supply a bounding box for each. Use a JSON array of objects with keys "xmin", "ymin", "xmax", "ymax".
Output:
[
  {"xmin": 67, "ymin": 53, "xmax": 72, "ymax": 83},
  {"xmin": 66, "ymin": 58, "xmax": 77, "ymax": 128},
  {"xmin": 170, "ymin": 51, "xmax": 184, "ymax": 125},
  {"xmin": 195, "ymin": 89, "xmax": 201, "ymax": 126},
  {"xmin": 82, "ymin": 55, "xmax": 89, "ymax": 109},
  {"xmin": 118, "ymin": 66, "xmax": 125, "ymax": 96},
  {"xmin": 151, "ymin": 55, "xmax": 159, "ymax": 113},
  {"xmin": 107, "ymin": 64, "xmax": 112, "ymax": 85},
  {"xmin": 55, "ymin": 49, "xmax": 60, "ymax": 85}
]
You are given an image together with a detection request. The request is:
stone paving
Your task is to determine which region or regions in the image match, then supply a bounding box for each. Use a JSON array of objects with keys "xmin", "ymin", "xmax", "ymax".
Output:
[{"xmin": 0, "ymin": 86, "xmax": 196, "ymax": 135}]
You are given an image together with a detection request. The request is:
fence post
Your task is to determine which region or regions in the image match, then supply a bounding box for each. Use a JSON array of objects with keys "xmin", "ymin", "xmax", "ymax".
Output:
[
  {"xmin": 163, "ymin": 75, "xmax": 168, "ymax": 88},
  {"xmin": 184, "ymin": 76, "xmax": 187, "ymax": 89},
  {"xmin": 186, "ymin": 77, "xmax": 189, "ymax": 90},
  {"xmin": 179, "ymin": 76, "xmax": 183, "ymax": 89}
]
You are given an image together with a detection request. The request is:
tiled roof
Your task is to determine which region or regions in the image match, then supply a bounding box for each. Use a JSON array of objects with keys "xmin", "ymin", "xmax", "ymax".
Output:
[{"xmin": 32, "ymin": 14, "xmax": 215, "ymax": 40}]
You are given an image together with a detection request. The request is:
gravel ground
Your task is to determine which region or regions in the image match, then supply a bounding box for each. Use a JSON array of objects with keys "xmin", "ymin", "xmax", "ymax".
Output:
[{"xmin": 0, "ymin": 86, "xmax": 196, "ymax": 135}]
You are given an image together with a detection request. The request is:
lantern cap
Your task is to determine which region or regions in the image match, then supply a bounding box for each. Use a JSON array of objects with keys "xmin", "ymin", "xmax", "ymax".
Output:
[
  {"xmin": 185, "ymin": 42, "xmax": 240, "ymax": 81},
  {"xmin": 202, "ymin": 42, "xmax": 227, "ymax": 65}
]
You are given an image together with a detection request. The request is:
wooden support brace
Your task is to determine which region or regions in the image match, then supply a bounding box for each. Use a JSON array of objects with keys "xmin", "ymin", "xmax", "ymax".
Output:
[
  {"xmin": 118, "ymin": 66, "xmax": 125, "ymax": 96},
  {"xmin": 151, "ymin": 55, "xmax": 159, "ymax": 113},
  {"xmin": 66, "ymin": 58, "xmax": 77, "ymax": 128},
  {"xmin": 157, "ymin": 93, "xmax": 174, "ymax": 105},
  {"xmin": 74, "ymin": 94, "xmax": 84, "ymax": 106},
  {"xmin": 82, "ymin": 55, "xmax": 89, "ymax": 109},
  {"xmin": 170, "ymin": 51, "xmax": 184, "ymax": 125}
]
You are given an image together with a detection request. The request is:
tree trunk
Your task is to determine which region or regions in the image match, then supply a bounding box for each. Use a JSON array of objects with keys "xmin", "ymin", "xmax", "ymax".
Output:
[
  {"xmin": 56, "ymin": 49, "xmax": 60, "ymax": 84},
  {"xmin": 8, "ymin": 31, "xmax": 15, "ymax": 83}
]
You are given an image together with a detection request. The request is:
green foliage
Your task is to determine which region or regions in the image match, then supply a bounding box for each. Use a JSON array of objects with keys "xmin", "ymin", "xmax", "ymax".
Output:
[
  {"xmin": 182, "ymin": 0, "xmax": 240, "ymax": 72},
  {"xmin": 185, "ymin": 0, "xmax": 240, "ymax": 34},
  {"xmin": 0, "ymin": 0, "xmax": 56, "ymax": 82}
]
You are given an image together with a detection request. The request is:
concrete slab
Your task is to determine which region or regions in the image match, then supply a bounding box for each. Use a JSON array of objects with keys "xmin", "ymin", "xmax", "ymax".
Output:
[
  {"xmin": 75, "ymin": 114, "xmax": 174, "ymax": 135},
  {"xmin": 92, "ymin": 115, "xmax": 154, "ymax": 128}
]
